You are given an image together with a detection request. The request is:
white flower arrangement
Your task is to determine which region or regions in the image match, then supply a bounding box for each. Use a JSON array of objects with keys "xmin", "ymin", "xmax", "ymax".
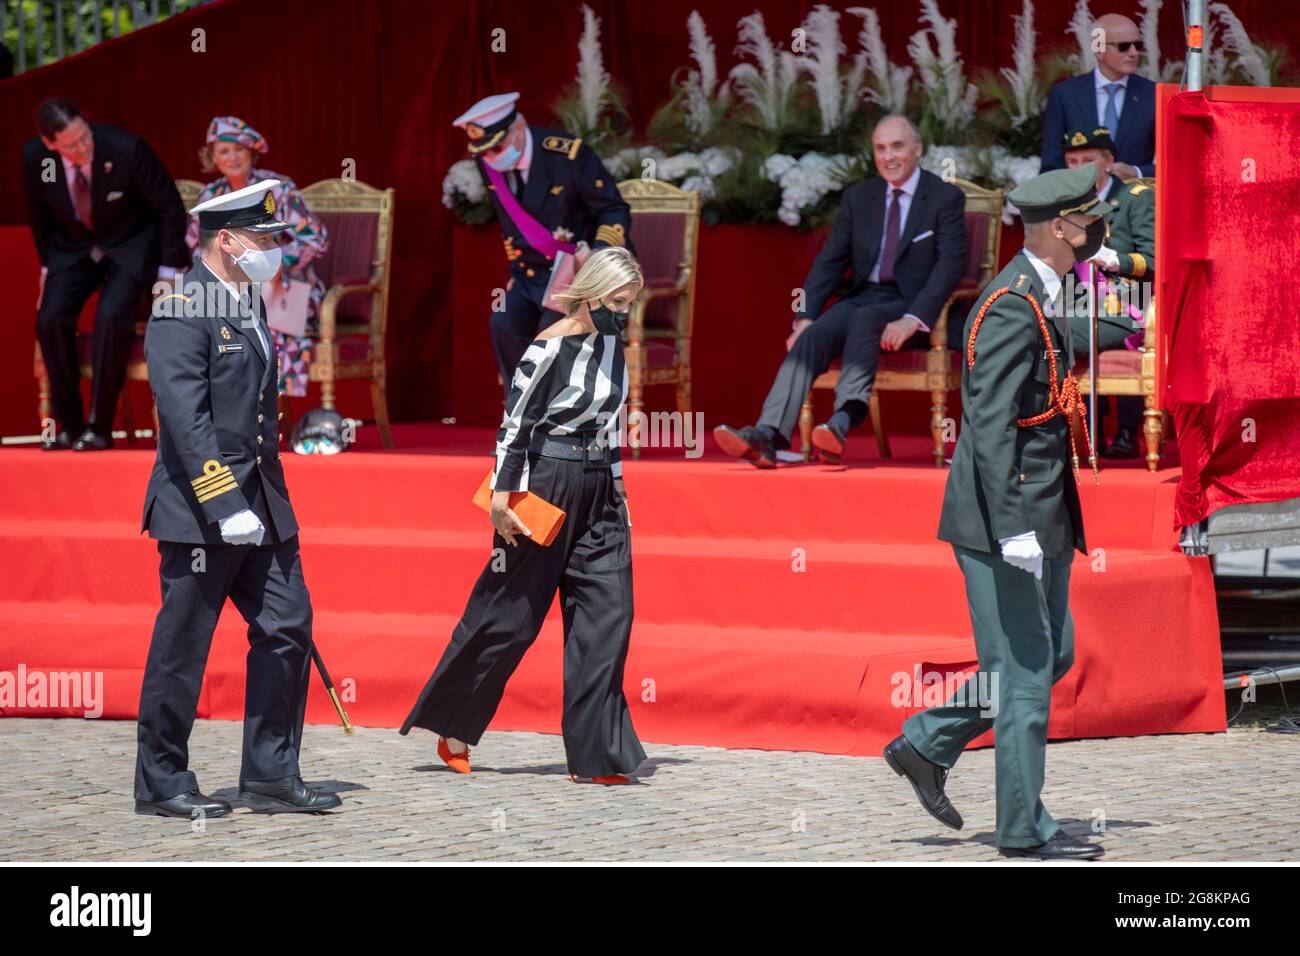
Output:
[
  {"xmin": 442, "ymin": 159, "xmax": 486, "ymax": 209},
  {"xmin": 791, "ymin": 5, "xmax": 869, "ymax": 136},
  {"xmin": 728, "ymin": 11, "xmax": 802, "ymax": 131},
  {"xmin": 1209, "ymin": 2, "xmax": 1272, "ymax": 86},
  {"xmin": 1065, "ymin": 0, "xmax": 1098, "ymax": 74},
  {"xmin": 1000, "ymin": 0, "xmax": 1041, "ymax": 127},
  {"xmin": 908, "ymin": 0, "xmax": 979, "ymax": 141},
  {"xmin": 850, "ymin": 6, "xmax": 912, "ymax": 115},
  {"xmin": 683, "ymin": 11, "xmax": 732, "ymax": 139},
  {"xmin": 764, "ymin": 151, "xmax": 857, "ymax": 227}
]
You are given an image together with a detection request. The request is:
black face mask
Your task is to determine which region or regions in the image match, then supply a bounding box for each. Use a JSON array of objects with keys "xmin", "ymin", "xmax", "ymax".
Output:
[
  {"xmin": 590, "ymin": 302, "xmax": 629, "ymax": 335},
  {"xmin": 1066, "ymin": 217, "xmax": 1108, "ymax": 262}
]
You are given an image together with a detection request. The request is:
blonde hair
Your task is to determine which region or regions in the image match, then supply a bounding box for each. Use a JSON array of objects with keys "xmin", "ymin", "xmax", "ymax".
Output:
[{"xmin": 549, "ymin": 246, "xmax": 643, "ymax": 315}]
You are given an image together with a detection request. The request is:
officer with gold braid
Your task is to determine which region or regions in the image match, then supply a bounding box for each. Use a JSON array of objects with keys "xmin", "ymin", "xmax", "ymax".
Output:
[
  {"xmin": 1062, "ymin": 126, "xmax": 1155, "ymax": 458},
  {"xmin": 883, "ymin": 165, "xmax": 1106, "ymax": 861},
  {"xmin": 134, "ymin": 181, "xmax": 340, "ymax": 819},
  {"xmin": 453, "ymin": 92, "xmax": 633, "ymax": 394}
]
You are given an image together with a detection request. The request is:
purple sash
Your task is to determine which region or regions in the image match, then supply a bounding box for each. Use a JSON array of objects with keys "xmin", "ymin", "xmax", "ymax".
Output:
[{"xmin": 483, "ymin": 163, "xmax": 576, "ymax": 261}]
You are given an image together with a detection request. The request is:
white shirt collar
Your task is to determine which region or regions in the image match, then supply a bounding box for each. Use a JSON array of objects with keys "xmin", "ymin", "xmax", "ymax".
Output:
[
  {"xmin": 883, "ymin": 164, "xmax": 921, "ymax": 198},
  {"xmin": 1021, "ymin": 247, "xmax": 1064, "ymax": 310},
  {"xmin": 517, "ymin": 126, "xmax": 534, "ymax": 175},
  {"xmin": 61, "ymin": 154, "xmax": 90, "ymax": 179},
  {"xmin": 1095, "ymin": 67, "xmax": 1130, "ymax": 91}
]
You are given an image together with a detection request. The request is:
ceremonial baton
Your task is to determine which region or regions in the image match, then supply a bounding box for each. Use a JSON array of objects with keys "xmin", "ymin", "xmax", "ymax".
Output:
[{"xmin": 311, "ymin": 644, "xmax": 355, "ymax": 735}]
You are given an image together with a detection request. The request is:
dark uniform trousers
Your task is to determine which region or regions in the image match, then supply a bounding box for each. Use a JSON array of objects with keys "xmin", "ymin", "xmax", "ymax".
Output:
[
  {"xmin": 489, "ymin": 274, "xmax": 562, "ymax": 401},
  {"xmin": 901, "ymin": 544, "xmax": 1076, "ymax": 848},
  {"xmin": 401, "ymin": 450, "xmax": 645, "ymax": 778},
  {"xmin": 134, "ymin": 534, "xmax": 313, "ymax": 802},
  {"xmin": 37, "ymin": 254, "xmax": 147, "ymax": 429},
  {"xmin": 757, "ymin": 283, "xmax": 907, "ymax": 445}
]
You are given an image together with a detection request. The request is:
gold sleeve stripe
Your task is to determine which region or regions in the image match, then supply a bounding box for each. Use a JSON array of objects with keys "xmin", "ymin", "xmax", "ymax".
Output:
[
  {"xmin": 191, "ymin": 464, "xmax": 234, "ymax": 487},
  {"xmin": 595, "ymin": 224, "xmax": 625, "ymax": 247},
  {"xmin": 1129, "ymin": 252, "xmax": 1148, "ymax": 278},
  {"xmin": 568, "ymin": 137, "xmax": 582, "ymax": 160},
  {"xmin": 192, "ymin": 472, "xmax": 237, "ymax": 494},
  {"xmin": 195, "ymin": 478, "xmax": 240, "ymax": 503}
]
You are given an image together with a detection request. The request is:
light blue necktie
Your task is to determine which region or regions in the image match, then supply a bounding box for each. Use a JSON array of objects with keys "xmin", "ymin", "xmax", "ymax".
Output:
[{"xmin": 1103, "ymin": 83, "xmax": 1122, "ymax": 135}]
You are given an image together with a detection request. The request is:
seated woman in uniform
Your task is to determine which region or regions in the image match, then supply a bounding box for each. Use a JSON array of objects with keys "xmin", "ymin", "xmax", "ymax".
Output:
[
  {"xmin": 184, "ymin": 115, "xmax": 328, "ymax": 401},
  {"xmin": 400, "ymin": 246, "xmax": 647, "ymax": 785}
]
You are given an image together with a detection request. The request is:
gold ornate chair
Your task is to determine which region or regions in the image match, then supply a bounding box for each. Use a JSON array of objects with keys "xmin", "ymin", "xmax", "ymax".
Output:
[
  {"xmin": 298, "ymin": 179, "xmax": 396, "ymax": 447},
  {"xmin": 798, "ymin": 177, "xmax": 1003, "ymax": 466},
  {"xmin": 1077, "ymin": 295, "xmax": 1164, "ymax": 471},
  {"xmin": 616, "ymin": 178, "xmax": 701, "ymax": 458}
]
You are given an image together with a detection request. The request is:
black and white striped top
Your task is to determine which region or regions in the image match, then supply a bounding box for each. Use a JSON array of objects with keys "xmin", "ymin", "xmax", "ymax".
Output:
[{"xmin": 491, "ymin": 331, "xmax": 626, "ymax": 492}]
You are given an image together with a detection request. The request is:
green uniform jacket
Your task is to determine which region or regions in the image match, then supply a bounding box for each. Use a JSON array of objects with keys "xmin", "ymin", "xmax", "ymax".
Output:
[
  {"xmin": 937, "ymin": 252, "xmax": 1088, "ymax": 560},
  {"xmin": 1100, "ymin": 174, "xmax": 1154, "ymax": 282}
]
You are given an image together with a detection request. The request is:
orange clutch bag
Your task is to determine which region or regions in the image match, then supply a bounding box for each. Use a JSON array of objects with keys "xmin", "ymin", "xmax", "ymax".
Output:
[{"xmin": 472, "ymin": 471, "xmax": 566, "ymax": 546}]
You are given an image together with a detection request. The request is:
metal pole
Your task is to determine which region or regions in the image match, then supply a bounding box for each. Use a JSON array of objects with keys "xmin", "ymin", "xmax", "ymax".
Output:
[
  {"xmin": 17, "ymin": 0, "xmax": 26, "ymax": 73},
  {"xmin": 1224, "ymin": 663, "xmax": 1300, "ymax": 688},
  {"xmin": 35, "ymin": 0, "xmax": 45, "ymax": 68},
  {"xmin": 1088, "ymin": 262, "xmax": 1099, "ymax": 480},
  {"xmin": 55, "ymin": 0, "xmax": 64, "ymax": 60},
  {"xmin": 1186, "ymin": 0, "xmax": 1206, "ymax": 91}
]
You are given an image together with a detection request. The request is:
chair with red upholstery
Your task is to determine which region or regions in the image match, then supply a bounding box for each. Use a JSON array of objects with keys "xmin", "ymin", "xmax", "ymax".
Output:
[
  {"xmin": 1077, "ymin": 295, "xmax": 1163, "ymax": 471},
  {"xmin": 799, "ymin": 177, "xmax": 1004, "ymax": 466},
  {"xmin": 300, "ymin": 179, "xmax": 396, "ymax": 448},
  {"xmin": 615, "ymin": 178, "xmax": 701, "ymax": 458}
]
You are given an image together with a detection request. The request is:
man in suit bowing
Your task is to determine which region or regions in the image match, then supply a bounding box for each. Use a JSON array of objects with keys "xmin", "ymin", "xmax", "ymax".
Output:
[
  {"xmin": 714, "ymin": 114, "xmax": 965, "ymax": 466},
  {"xmin": 1040, "ymin": 13, "xmax": 1156, "ymax": 179},
  {"xmin": 23, "ymin": 98, "xmax": 189, "ymax": 450}
]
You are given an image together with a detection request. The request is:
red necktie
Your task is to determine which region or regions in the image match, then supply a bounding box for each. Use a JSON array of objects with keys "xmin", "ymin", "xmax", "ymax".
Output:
[
  {"xmin": 72, "ymin": 166, "xmax": 94, "ymax": 231},
  {"xmin": 879, "ymin": 187, "xmax": 902, "ymax": 283}
]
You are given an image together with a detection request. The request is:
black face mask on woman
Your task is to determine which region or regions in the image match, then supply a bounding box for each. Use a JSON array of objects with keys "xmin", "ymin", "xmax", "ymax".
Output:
[
  {"xmin": 590, "ymin": 302, "xmax": 629, "ymax": 335},
  {"xmin": 1064, "ymin": 216, "xmax": 1107, "ymax": 262}
]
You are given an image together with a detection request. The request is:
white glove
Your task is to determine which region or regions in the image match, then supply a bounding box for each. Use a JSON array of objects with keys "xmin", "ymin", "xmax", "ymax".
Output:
[
  {"xmin": 1089, "ymin": 245, "xmax": 1120, "ymax": 271},
  {"xmin": 219, "ymin": 509, "xmax": 265, "ymax": 546},
  {"xmin": 999, "ymin": 531, "xmax": 1043, "ymax": 580}
]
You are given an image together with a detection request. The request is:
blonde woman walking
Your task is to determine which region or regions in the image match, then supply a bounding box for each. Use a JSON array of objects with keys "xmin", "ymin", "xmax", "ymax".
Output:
[{"xmin": 401, "ymin": 247, "xmax": 646, "ymax": 785}]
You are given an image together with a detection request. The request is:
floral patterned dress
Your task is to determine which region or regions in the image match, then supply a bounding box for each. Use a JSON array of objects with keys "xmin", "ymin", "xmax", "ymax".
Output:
[{"xmin": 185, "ymin": 168, "xmax": 329, "ymax": 396}]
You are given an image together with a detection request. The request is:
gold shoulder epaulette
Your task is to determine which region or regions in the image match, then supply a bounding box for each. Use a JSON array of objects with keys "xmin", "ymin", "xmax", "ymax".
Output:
[
  {"xmin": 1007, "ymin": 272, "xmax": 1034, "ymax": 297},
  {"xmin": 542, "ymin": 135, "xmax": 582, "ymax": 160},
  {"xmin": 1129, "ymin": 182, "xmax": 1151, "ymax": 195}
]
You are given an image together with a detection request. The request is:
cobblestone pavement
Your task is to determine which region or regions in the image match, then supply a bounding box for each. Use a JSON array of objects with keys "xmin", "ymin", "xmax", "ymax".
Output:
[{"xmin": 1, "ymin": 718, "xmax": 1296, "ymax": 862}]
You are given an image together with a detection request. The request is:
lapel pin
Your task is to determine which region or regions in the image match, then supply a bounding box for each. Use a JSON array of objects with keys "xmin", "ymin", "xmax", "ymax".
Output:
[
  {"xmin": 103, "ymin": 161, "xmax": 113, "ymax": 174},
  {"xmin": 220, "ymin": 325, "xmax": 232, "ymax": 340}
]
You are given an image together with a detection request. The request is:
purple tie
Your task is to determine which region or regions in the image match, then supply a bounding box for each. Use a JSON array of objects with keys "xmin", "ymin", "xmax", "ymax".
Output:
[
  {"xmin": 879, "ymin": 187, "xmax": 903, "ymax": 283},
  {"xmin": 72, "ymin": 166, "xmax": 94, "ymax": 231}
]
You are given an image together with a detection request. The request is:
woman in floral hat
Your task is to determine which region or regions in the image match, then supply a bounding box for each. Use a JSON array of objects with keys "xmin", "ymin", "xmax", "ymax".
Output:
[{"xmin": 185, "ymin": 115, "xmax": 328, "ymax": 400}]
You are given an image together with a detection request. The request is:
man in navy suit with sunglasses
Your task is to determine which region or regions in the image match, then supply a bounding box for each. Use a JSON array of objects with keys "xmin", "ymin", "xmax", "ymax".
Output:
[{"xmin": 1040, "ymin": 13, "xmax": 1155, "ymax": 180}]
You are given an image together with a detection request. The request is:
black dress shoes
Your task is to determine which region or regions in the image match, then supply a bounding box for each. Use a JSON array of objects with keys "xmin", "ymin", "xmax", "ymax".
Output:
[
  {"xmin": 41, "ymin": 428, "xmax": 80, "ymax": 451},
  {"xmin": 1100, "ymin": 427, "xmax": 1139, "ymax": 460},
  {"xmin": 240, "ymin": 775, "xmax": 342, "ymax": 812},
  {"xmin": 883, "ymin": 734, "xmax": 963, "ymax": 830},
  {"xmin": 135, "ymin": 789, "xmax": 233, "ymax": 819},
  {"xmin": 1000, "ymin": 830, "xmax": 1105, "ymax": 860},
  {"xmin": 712, "ymin": 424, "xmax": 777, "ymax": 469},
  {"xmin": 72, "ymin": 426, "xmax": 114, "ymax": 451},
  {"xmin": 811, "ymin": 421, "xmax": 847, "ymax": 464}
]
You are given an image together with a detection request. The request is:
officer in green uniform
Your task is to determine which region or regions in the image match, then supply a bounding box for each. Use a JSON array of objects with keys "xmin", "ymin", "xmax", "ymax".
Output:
[
  {"xmin": 883, "ymin": 164, "xmax": 1105, "ymax": 860},
  {"xmin": 1063, "ymin": 126, "xmax": 1155, "ymax": 457}
]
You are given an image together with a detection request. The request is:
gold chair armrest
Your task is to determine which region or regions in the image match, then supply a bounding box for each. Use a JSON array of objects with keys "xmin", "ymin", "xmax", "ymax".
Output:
[
  {"xmin": 318, "ymin": 279, "xmax": 380, "ymax": 342},
  {"xmin": 933, "ymin": 286, "xmax": 982, "ymax": 349}
]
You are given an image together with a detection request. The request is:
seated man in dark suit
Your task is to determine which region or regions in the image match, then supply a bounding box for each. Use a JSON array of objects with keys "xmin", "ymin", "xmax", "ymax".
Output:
[
  {"xmin": 713, "ymin": 114, "xmax": 965, "ymax": 466},
  {"xmin": 23, "ymin": 98, "xmax": 189, "ymax": 450},
  {"xmin": 1040, "ymin": 13, "xmax": 1155, "ymax": 179}
]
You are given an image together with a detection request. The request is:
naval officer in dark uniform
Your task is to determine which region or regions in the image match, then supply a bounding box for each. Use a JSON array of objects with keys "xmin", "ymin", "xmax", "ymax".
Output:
[
  {"xmin": 883, "ymin": 165, "xmax": 1106, "ymax": 860},
  {"xmin": 134, "ymin": 180, "xmax": 340, "ymax": 818},
  {"xmin": 453, "ymin": 92, "xmax": 633, "ymax": 394}
]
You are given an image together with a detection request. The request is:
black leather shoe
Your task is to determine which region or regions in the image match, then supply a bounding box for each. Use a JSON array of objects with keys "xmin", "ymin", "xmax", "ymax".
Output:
[
  {"xmin": 41, "ymin": 428, "xmax": 80, "ymax": 451},
  {"xmin": 240, "ymin": 775, "xmax": 342, "ymax": 812},
  {"xmin": 72, "ymin": 426, "xmax": 114, "ymax": 451},
  {"xmin": 883, "ymin": 734, "xmax": 963, "ymax": 830},
  {"xmin": 1100, "ymin": 427, "xmax": 1138, "ymax": 460},
  {"xmin": 135, "ymin": 789, "xmax": 233, "ymax": 819},
  {"xmin": 1000, "ymin": 830, "xmax": 1105, "ymax": 860},
  {"xmin": 811, "ymin": 421, "xmax": 847, "ymax": 464},
  {"xmin": 713, "ymin": 424, "xmax": 777, "ymax": 469}
]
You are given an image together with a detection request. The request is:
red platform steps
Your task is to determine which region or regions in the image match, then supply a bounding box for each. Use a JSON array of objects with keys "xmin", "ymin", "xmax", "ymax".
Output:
[{"xmin": 0, "ymin": 424, "xmax": 1225, "ymax": 754}]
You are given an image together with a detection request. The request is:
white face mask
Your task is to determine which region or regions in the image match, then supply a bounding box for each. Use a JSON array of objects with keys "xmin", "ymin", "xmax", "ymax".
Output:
[{"xmin": 229, "ymin": 233, "xmax": 282, "ymax": 283}]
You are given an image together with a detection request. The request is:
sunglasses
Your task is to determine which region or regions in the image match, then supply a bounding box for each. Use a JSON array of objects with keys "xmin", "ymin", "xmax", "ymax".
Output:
[{"xmin": 1106, "ymin": 40, "xmax": 1146, "ymax": 53}]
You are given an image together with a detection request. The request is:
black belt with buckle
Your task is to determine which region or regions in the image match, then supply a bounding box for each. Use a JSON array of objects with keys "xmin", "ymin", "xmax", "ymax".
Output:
[{"xmin": 531, "ymin": 432, "xmax": 611, "ymax": 464}]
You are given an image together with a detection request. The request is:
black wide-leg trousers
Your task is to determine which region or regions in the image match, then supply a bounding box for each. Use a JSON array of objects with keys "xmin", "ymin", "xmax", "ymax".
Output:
[
  {"xmin": 401, "ymin": 453, "xmax": 646, "ymax": 778},
  {"xmin": 134, "ymin": 535, "xmax": 314, "ymax": 802}
]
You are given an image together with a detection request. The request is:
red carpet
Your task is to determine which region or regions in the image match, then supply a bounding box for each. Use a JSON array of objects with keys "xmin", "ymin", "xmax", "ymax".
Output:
[{"xmin": 0, "ymin": 423, "xmax": 1225, "ymax": 754}]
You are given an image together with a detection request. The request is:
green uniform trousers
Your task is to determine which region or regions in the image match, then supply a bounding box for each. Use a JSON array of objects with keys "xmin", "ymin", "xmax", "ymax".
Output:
[{"xmin": 902, "ymin": 544, "xmax": 1075, "ymax": 848}]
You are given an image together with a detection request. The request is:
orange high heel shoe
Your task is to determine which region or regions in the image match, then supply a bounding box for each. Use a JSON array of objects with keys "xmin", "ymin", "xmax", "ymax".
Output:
[
  {"xmin": 570, "ymin": 773, "xmax": 633, "ymax": 785},
  {"xmin": 438, "ymin": 738, "xmax": 472, "ymax": 774}
]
